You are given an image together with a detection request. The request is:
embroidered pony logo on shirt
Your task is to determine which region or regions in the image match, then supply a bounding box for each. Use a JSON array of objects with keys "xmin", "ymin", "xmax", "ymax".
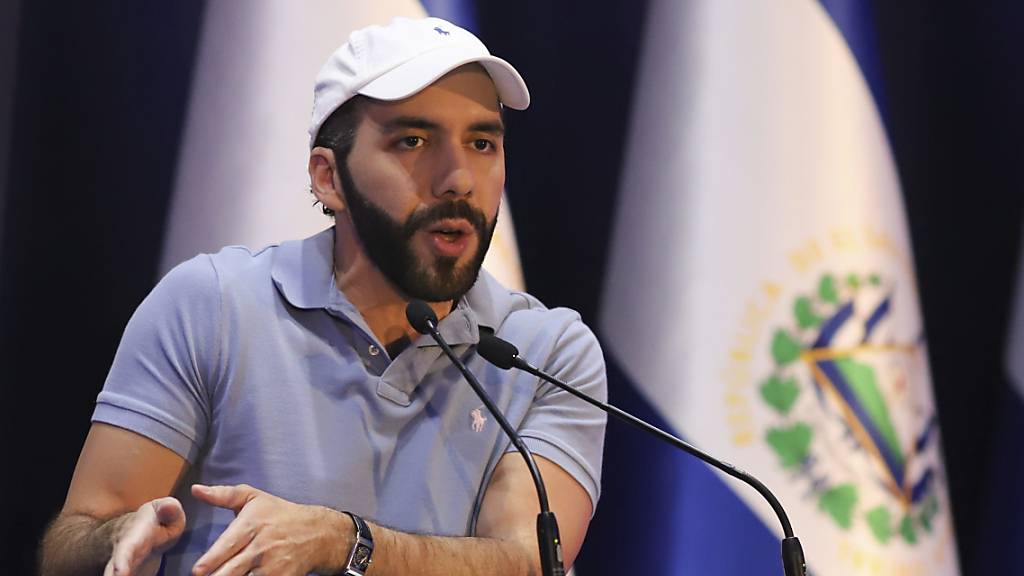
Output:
[{"xmin": 470, "ymin": 408, "xmax": 487, "ymax": 432}]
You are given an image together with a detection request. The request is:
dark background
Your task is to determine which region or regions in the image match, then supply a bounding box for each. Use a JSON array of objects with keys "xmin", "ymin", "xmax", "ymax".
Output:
[{"xmin": 3, "ymin": 1, "xmax": 1022, "ymax": 573}]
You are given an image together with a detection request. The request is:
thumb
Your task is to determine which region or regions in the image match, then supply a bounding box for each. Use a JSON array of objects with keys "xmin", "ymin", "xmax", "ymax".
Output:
[
  {"xmin": 151, "ymin": 497, "xmax": 185, "ymax": 528},
  {"xmin": 191, "ymin": 483, "xmax": 257, "ymax": 513},
  {"xmin": 109, "ymin": 498, "xmax": 186, "ymax": 575}
]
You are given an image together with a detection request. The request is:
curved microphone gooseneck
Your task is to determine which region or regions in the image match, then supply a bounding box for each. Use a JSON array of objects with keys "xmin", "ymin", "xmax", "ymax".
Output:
[
  {"xmin": 476, "ymin": 331, "xmax": 807, "ymax": 576},
  {"xmin": 404, "ymin": 300, "xmax": 565, "ymax": 576}
]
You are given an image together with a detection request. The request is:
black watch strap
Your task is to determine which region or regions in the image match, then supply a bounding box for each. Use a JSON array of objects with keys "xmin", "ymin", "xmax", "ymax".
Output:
[{"xmin": 343, "ymin": 511, "xmax": 374, "ymax": 576}]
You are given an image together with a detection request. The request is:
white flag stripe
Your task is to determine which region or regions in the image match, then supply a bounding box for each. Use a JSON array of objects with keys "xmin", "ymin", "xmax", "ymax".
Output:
[
  {"xmin": 484, "ymin": 199, "xmax": 526, "ymax": 291},
  {"xmin": 160, "ymin": 0, "xmax": 426, "ymax": 274},
  {"xmin": 602, "ymin": 0, "xmax": 958, "ymax": 573}
]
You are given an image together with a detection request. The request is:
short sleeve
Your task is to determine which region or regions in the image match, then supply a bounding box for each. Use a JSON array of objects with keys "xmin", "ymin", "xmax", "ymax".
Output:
[
  {"xmin": 513, "ymin": 318, "xmax": 608, "ymax": 511},
  {"xmin": 92, "ymin": 254, "xmax": 221, "ymax": 463}
]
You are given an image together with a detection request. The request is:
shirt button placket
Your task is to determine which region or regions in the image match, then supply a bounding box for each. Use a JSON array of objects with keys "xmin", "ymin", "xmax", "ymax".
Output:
[{"xmin": 363, "ymin": 343, "xmax": 385, "ymax": 375}]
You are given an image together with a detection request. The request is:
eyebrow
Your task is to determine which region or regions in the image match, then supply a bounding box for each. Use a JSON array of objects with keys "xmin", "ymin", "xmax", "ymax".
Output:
[
  {"xmin": 380, "ymin": 116, "xmax": 440, "ymax": 133},
  {"xmin": 379, "ymin": 116, "xmax": 505, "ymax": 136},
  {"xmin": 468, "ymin": 120, "xmax": 505, "ymax": 136}
]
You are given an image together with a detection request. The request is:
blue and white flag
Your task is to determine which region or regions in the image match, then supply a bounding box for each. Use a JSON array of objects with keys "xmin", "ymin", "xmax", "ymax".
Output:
[
  {"xmin": 160, "ymin": 0, "xmax": 524, "ymax": 291},
  {"xmin": 600, "ymin": 0, "xmax": 960, "ymax": 573}
]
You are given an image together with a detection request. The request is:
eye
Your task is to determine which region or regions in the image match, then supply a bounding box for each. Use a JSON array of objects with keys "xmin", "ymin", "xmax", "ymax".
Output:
[
  {"xmin": 396, "ymin": 136, "xmax": 424, "ymax": 150},
  {"xmin": 472, "ymin": 139, "xmax": 495, "ymax": 152}
]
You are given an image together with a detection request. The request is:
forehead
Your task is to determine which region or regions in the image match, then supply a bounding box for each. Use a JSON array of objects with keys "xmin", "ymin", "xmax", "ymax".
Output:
[{"xmin": 361, "ymin": 64, "xmax": 503, "ymax": 127}]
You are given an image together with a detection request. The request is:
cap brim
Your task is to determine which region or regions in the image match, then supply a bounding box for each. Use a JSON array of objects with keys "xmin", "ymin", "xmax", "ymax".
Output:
[{"xmin": 357, "ymin": 46, "xmax": 530, "ymax": 110}]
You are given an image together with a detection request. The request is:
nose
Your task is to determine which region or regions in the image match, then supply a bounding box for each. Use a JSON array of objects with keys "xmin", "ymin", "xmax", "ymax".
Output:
[{"xmin": 432, "ymin": 141, "xmax": 474, "ymax": 199}]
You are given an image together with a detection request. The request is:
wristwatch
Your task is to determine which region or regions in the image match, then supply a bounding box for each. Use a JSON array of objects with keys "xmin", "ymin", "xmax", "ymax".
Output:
[{"xmin": 342, "ymin": 511, "xmax": 374, "ymax": 576}]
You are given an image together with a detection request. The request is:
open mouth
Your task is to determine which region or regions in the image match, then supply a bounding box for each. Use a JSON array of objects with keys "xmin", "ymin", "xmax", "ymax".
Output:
[
  {"xmin": 427, "ymin": 219, "xmax": 474, "ymax": 240},
  {"xmin": 425, "ymin": 219, "xmax": 475, "ymax": 257}
]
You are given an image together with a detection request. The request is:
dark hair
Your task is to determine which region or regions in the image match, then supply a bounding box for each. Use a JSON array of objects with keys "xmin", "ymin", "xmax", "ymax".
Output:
[{"xmin": 311, "ymin": 95, "xmax": 367, "ymax": 216}]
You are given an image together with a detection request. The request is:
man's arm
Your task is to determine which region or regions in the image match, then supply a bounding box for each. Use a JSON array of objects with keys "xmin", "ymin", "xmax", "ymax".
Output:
[
  {"xmin": 40, "ymin": 423, "xmax": 189, "ymax": 576},
  {"xmin": 189, "ymin": 453, "xmax": 593, "ymax": 576},
  {"xmin": 369, "ymin": 453, "xmax": 592, "ymax": 575},
  {"xmin": 46, "ymin": 421, "xmax": 592, "ymax": 576}
]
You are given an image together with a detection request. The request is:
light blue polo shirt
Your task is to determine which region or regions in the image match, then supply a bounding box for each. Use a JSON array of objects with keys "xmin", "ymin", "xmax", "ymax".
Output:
[{"xmin": 92, "ymin": 227, "xmax": 607, "ymax": 573}]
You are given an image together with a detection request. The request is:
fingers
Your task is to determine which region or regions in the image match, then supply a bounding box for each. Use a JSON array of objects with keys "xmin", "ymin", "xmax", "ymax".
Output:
[
  {"xmin": 109, "ymin": 530, "xmax": 160, "ymax": 576},
  {"xmin": 196, "ymin": 546, "xmax": 262, "ymax": 576},
  {"xmin": 191, "ymin": 484, "xmax": 265, "ymax": 575},
  {"xmin": 192, "ymin": 514, "xmax": 258, "ymax": 576},
  {"xmin": 192, "ymin": 483, "xmax": 258, "ymax": 513}
]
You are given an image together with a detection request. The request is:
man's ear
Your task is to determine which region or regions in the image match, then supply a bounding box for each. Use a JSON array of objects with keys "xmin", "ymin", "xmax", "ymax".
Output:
[{"xmin": 308, "ymin": 146, "xmax": 347, "ymax": 213}]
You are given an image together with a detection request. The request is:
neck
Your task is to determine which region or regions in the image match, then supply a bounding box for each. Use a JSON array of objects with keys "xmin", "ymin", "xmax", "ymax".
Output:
[{"xmin": 332, "ymin": 220, "xmax": 453, "ymax": 348}]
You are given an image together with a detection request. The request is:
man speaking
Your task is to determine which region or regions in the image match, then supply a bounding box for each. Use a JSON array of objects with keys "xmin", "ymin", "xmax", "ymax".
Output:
[{"xmin": 40, "ymin": 17, "xmax": 607, "ymax": 576}]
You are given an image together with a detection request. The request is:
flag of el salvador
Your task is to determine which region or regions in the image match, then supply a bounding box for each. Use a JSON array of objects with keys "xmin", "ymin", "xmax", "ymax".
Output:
[{"xmin": 597, "ymin": 1, "xmax": 960, "ymax": 574}]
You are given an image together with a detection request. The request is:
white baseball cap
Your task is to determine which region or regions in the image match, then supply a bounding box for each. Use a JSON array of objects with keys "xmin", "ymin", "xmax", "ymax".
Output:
[{"xmin": 309, "ymin": 16, "xmax": 530, "ymax": 147}]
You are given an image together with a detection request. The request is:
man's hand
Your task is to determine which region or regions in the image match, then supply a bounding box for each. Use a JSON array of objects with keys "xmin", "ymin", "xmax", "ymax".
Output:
[
  {"xmin": 190, "ymin": 484, "xmax": 348, "ymax": 576},
  {"xmin": 103, "ymin": 497, "xmax": 186, "ymax": 576}
]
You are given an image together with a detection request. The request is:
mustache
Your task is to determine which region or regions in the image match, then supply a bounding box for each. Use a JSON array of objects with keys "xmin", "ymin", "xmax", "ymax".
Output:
[{"xmin": 402, "ymin": 200, "xmax": 489, "ymax": 238}]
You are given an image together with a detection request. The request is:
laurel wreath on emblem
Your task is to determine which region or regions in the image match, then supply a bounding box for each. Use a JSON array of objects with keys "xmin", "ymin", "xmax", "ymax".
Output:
[{"xmin": 759, "ymin": 272, "xmax": 941, "ymax": 546}]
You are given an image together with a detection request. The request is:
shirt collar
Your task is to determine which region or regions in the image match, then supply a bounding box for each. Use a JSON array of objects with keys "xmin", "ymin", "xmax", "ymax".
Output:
[
  {"xmin": 402, "ymin": 268, "xmax": 511, "ymax": 349},
  {"xmin": 271, "ymin": 227, "xmax": 513, "ymax": 347},
  {"xmin": 270, "ymin": 227, "xmax": 336, "ymax": 310}
]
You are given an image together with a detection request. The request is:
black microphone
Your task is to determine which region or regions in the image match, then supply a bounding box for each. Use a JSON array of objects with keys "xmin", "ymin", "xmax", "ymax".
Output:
[
  {"xmin": 405, "ymin": 300, "xmax": 565, "ymax": 576},
  {"xmin": 477, "ymin": 331, "xmax": 807, "ymax": 576}
]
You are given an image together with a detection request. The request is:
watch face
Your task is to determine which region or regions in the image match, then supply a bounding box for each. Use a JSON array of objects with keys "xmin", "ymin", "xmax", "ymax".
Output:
[{"xmin": 353, "ymin": 544, "xmax": 372, "ymax": 570}]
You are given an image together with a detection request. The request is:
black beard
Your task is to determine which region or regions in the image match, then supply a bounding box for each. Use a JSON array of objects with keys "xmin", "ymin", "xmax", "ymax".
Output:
[{"xmin": 337, "ymin": 160, "xmax": 496, "ymax": 302}]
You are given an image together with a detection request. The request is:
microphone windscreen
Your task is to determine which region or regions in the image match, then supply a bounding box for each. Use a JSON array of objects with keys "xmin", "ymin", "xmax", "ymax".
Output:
[
  {"xmin": 476, "ymin": 331, "xmax": 519, "ymax": 370},
  {"xmin": 405, "ymin": 300, "xmax": 438, "ymax": 334}
]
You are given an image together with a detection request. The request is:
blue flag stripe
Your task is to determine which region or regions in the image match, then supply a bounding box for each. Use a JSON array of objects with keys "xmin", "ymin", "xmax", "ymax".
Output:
[
  {"xmin": 817, "ymin": 0, "xmax": 890, "ymax": 125},
  {"xmin": 573, "ymin": 358, "xmax": 782, "ymax": 575},
  {"xmin": 862, "ymin": 295, "xmax": 892, "ymax": 342},
  {"xmin": 420, "ymin": 0, "xmax": 478, "ymax": 32}
]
